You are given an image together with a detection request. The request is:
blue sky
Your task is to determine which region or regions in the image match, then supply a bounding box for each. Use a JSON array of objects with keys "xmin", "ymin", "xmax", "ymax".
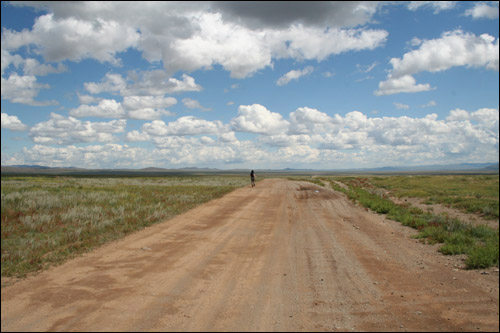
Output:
[{"xmin": 1, "ymin": 1, "xmax": 499, "ymax": 169}]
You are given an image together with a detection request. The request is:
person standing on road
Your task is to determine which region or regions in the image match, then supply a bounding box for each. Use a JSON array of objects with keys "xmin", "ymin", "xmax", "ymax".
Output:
[{"xmin": 250, "ymin": 170, "xmax": 256, "ymax": 187}]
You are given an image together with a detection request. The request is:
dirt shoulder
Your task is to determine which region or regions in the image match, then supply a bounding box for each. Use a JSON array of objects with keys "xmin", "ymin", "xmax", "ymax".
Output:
[{"xmin": 1, "ymin": 179, "xmax": 498, "ymax": 332}]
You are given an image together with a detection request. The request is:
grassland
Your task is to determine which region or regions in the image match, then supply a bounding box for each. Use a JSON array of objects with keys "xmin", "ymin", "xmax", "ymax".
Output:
[
  {"xmin": 1, "ymin": 175, "xmax": 249, "ymax": 280},
  {"xmin": 309, "ymin": 175, "xmax": 499, "ymax": 269},
  {"xmin": 368, "ymin": 175, "xmax": 499, "ymax": 220}
]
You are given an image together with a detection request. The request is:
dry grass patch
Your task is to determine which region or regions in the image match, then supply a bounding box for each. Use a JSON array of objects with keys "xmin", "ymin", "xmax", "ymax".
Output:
[{"xmin": 1, "ymin": 175, "xmax": 247, "ymax": 281}]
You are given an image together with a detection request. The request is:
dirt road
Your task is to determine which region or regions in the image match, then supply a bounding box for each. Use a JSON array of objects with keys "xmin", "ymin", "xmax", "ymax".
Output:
[{"xmin": 2, "ymin": 179, "xmax": 498, "ymax": 332}]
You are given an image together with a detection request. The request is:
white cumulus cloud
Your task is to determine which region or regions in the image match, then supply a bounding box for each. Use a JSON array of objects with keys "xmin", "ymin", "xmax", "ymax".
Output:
[
  {"xmin": 182, "ymin": 98, "xmax": 212, "ymax": 111},
  {"xmin": 375, "ymin": 30, "xmax": 499, "ymax": 96},
  {"xmin": 3, "ymin": 2, "xmax": 388, "ymax": 79},
  {"xmin": 2, "ymin": 13, "xmax": 140, "ymax": 65},
  {"xmin": 84, "ymin": 71, "xmax": 202, "ymax": 96},
  {"xmin": 1, "ymin": 112, "xmax": 28, "ymax": 131},
  {"xmin": 21, "ymin": 144, "xmax": 152, "ymax": 169},
  {"xmin": 1, "ymin": 73, "xmax": 58, "ymax": 106},
  {"xmin": 276, "ymin": 66, "xmax": 314, "ymax": 86},
  {"xmin": 29, "ymin": 113, "xmax": 126, "ymax": 145},
  {"xmin": 69, "ymin": 99, "xmax": 126, "ymax": 119},
  {"xmin": 375, "ymin": 75, "xmax": 433, "ymax": 96},
  {"xmin": 230, "ymin": 104, "xmax": 290, "ymax": 135},
  {"xmin": 288, "ymin": 107, "xmax": 339, "ymax": 134},
  {"xmin": 465, "ymin": 2, "xmax": 499, "ymax": 20},
  {"xmin": 407, "ymin": 1, "xmax": 457, "ymax": 13},
  {"xmin": 141, "ymin": 116, "xmax": 225, "ymax": 137},
  {"xmin": 123, "ymin": 95, "xmax": 177, "ymax": 119}
]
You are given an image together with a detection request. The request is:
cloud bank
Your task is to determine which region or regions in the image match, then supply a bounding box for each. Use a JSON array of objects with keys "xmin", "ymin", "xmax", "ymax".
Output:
[{"xmin": 9, "ymin": 105, "xmax": 497, "ymax": 169}]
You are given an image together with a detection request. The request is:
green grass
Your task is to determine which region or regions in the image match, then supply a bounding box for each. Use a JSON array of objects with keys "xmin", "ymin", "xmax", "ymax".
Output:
[
  {"xmin": 368, "ymin": 175, "xmax": 499, "ymax": 220},
  {"xmin": 315, "ymin": 176, "xmax": 499, "ymax": 270},
  {"xmin": 1, "ymin": 175, "xmax": 248, "ymax": 279}
]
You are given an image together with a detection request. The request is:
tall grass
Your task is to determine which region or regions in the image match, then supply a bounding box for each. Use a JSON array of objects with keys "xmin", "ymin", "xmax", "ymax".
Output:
[
  {"xmin": 320, "ymin": 177, "xmax": 499, "ymax": 269},
  {"xmin": 1, "ymin": 176, "xmax": 248, "ymax": 279}
]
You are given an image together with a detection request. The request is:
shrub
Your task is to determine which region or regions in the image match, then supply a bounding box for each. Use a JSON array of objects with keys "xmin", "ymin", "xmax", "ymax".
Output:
[
  {"xmin": 465, "ymin": 237, "xmax": 499, "ymax": 269},
  {"xmin": 415, "ymin": 226, "xmax": 448, "ymax": 244},
  {"xmin": 439, "ymin": 231, "xmax": 475, "ymax": 255},
  {"xmin": 320, "ymin": 176, "xmax": 499, "ymax": 270}
]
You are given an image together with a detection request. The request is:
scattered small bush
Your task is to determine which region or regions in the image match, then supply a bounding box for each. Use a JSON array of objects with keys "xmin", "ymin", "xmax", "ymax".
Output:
[{"xmin": 316, "ymin": 176, "xmax": 499, "ymax": 270}]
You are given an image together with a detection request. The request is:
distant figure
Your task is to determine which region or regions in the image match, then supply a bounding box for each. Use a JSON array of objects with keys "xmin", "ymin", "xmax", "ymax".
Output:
[{"xmin": 250, "ymin": 170, "xmax": 256, "ymax": 187}]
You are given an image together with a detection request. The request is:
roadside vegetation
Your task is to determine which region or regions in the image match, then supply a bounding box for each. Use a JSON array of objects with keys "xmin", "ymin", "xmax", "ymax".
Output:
[
  {"xmin": 368, "ymin": 175, "xmax": 499, "ymax": 220},
  {"xmin": 305, "ymin": 175, "xmax": 499, "ymax": 270},
  {"xmin": 1, "ymin": 175, "xmax": 248, "ymax": 280}
]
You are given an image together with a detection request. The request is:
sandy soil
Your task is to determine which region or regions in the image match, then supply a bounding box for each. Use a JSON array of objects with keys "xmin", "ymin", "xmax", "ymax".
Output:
[{"xmin": 1, "ymin": 179, "xmax": 498, "ymax": 332}]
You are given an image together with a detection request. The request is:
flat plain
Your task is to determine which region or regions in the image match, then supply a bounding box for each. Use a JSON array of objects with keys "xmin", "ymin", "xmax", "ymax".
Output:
[
  {"xmin": 1, "ymin": 175, "xmax": 498, "ymax": 331},
  {"xmin": 1, "ymin": 175, "xmax": 248, "ymax": 281}
]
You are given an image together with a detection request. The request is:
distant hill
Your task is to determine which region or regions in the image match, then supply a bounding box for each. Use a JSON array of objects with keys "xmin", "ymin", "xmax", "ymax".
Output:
[
  {"xmin": 483, "ymin": 163, "xmax": 499, "ymax": 170},
  {"xmin": 264, "ymin": 163, "xmax": 500, "ymax": 173},
  {"xmin": 139, "ymin": 167, "xmax": 169, "ymax": 172},
  {"xmin": 1, "ymin": 165, "xmax": 87, "ymax": 174},
  {"xmin": 8, "ymin": 164, "xmax": 52, "ymax": 169},
  {"xmin": 357, "ymin": 162, "xmax": 499, "ymax": 172},
  {"xmin": 2, "ymin": 162, "xmax": 499, "ymax": 175}
]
